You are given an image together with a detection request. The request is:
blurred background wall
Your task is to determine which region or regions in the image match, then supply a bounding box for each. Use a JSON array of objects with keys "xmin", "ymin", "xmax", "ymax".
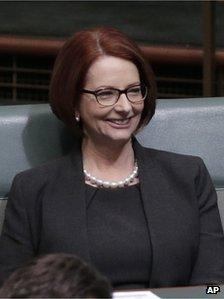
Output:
[{"xmin": 0, "ymin": 1, "xmax": 223, "ymax": 104}]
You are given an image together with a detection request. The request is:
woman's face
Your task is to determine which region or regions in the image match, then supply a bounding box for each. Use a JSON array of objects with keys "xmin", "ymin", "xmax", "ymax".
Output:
[{"xmin": 77, "ymin": 55, "xmax": 144, "ymax": 145}]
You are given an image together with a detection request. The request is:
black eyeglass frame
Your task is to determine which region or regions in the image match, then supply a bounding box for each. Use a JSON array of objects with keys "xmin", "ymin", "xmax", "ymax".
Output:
[{"xmin": 81, "ymin": 84, "xmax": 148, "ymax": 107}]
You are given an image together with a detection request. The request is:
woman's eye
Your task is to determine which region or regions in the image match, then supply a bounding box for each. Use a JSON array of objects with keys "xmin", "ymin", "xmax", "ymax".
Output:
[
  {"xmin": 129, "ymin": 87, "xmax": 141, "ymax": 93},
  {"xmin": 98, "ymin": 90, "xmax": 115, "ymax": 98}
]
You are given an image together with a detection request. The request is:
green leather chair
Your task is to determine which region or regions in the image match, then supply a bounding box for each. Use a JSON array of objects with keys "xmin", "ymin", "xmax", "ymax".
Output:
[{"xmin": 0, "ymin": 98, "xmax": 224, "ymax": 233}]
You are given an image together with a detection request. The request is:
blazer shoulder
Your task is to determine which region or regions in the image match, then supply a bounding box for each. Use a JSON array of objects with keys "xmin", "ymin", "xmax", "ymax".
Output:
[
  {"xmin": 141, "ymin": 147, "xmax": 213, "ymax": 196},
  {"xmin": 143, "ymin": 146, "xmax": 203, "ymax": 165},
  {"xmin": 7, "ymin": 154, "xmax": 77, "ymax": 210},
  {"xmin": 140, "ymin": 146, "xmax": 207, "ymax": 180},
  {"xmin": 13, "ymin": 154, "xmax": 73, "ymax": 186}
]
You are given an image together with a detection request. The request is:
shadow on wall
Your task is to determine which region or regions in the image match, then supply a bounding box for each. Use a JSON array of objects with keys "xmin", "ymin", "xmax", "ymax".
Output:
[{"xmin": 21, "ymin": 112, "xmax": 76, "ymax": 168}]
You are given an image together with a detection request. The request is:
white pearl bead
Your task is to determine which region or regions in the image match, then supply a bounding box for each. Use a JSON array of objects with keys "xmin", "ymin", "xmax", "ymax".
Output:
[
  {"xmin": 111, "ymin": 182, "xmax": 118, "ymax": 188},
  {"xmin": 103, "ymin": 182, "xmax": 110, "ymax": 188}
]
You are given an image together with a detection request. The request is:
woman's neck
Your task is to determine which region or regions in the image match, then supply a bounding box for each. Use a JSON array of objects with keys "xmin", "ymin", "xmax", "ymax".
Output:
[{"xmin": 82, "ymin": 137, "xmax": 135, "ymax": 181}]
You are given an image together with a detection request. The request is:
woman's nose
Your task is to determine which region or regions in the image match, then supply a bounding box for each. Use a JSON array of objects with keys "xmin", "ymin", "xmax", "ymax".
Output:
[{"xmin": 114, "ymin": 93, "xmax": 132, "ymax": 113}]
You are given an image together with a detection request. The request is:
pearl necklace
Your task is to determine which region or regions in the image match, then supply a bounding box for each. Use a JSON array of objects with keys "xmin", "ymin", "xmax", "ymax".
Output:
[{"xmin": 83, "ymin": 161, "xmax": 138, "ymax": 188}]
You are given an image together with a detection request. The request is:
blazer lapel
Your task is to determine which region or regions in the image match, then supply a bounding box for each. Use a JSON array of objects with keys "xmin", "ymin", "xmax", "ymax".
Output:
[
  {"xmin": 133, "ymin": 138, "xmax": 177, "ymax": 287},
  {"xmin": 56, "ymin": 141, "xmax": 91, "ymax": 263}
]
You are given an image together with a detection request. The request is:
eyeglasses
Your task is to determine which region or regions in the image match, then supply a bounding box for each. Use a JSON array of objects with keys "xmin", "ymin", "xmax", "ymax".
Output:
[{"xmin": 81, "ymin": 84, "xmax": 147, "ymax": 107}]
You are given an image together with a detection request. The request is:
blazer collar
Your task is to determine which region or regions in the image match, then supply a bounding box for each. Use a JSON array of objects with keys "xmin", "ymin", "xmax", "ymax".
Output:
[
  {"xmin": 134, "ymin": 137, "xmax": 191, "ymax": 287},
  {"xmin": 58, "ymin": 141, "xmax": 91, "ymax": 263},
  {"xmin": 133, "ymin": 137, "xmax": 169, "ymax": 287}
]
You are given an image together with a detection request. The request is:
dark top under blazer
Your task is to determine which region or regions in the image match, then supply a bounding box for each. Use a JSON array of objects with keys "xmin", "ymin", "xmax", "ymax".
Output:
[{"xmin": 0, "ymin": 138, "xmax": 224, "ymax": 287}]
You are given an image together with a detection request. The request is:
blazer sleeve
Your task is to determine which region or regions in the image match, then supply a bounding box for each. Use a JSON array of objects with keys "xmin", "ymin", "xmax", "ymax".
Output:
[
  {"xmin": 190, "ymin": 158, "xmax": 224, "ymax": 285},
  {"xmin": 0, "ymin": 174, "xmax": 35, "ymax": 286}
]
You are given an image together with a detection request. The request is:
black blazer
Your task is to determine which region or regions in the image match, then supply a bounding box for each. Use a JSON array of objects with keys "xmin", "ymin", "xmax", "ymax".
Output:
[{"xmin": 0, "ymin": 138, "xmax": 224, "ymax": 288}]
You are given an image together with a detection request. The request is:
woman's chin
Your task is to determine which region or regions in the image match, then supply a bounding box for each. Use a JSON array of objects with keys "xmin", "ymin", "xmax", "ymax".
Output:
[{"xmin": 103, "ymin": 131, "xmax": 133, "ymax": 144}]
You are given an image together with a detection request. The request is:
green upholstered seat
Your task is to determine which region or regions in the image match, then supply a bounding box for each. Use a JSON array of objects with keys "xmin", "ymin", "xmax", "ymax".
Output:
[{"xmin": 0, "ymin": 97, "xmax": 224, "ymax": 232}]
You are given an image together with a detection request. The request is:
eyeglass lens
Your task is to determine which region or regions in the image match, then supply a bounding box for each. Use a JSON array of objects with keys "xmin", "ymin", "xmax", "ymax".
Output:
[{"xmin": 96, "ymin": 85, "xmax": 147, "ymax": 106}]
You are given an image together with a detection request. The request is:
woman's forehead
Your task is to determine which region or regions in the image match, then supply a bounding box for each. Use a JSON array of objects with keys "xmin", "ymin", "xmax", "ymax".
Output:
[{"xmin": 85, "ymin": 55, "xmax": 140, "ymax": 88}]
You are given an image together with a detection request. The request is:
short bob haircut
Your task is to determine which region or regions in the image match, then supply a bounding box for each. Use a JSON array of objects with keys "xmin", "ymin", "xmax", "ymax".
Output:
[{"xmin": 50, "ymin": 27, "xmax": 157, "ymax": 137}]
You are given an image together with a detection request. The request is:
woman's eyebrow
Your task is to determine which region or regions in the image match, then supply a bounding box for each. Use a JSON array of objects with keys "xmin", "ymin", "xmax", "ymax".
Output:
[
  {"xmin": 95, "ymin": 85, "xmax": 115, "ymax": 90},
  {"xmin": 95, "ymin": 82, "xmax": 141, "ymax": 90},
  {"xmin": 126, "ymin": 82, "xmax": 141, "ymax": 88}
]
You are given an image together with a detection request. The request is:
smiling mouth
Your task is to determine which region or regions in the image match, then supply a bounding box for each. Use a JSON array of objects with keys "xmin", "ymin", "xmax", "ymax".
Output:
[{"xmin": 106, "ymin": 117, "xmax": 132, "ymax": 125}]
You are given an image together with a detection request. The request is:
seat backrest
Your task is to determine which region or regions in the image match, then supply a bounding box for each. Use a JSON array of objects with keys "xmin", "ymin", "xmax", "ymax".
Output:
[
  {"xmin": 0, "ymin": 104, "xmax": 71, "ymax": 201},
  {"xmin": 138, "ymin": 98, "xmax": 224, "ymax": 188},
  {"xmin": 137, "ymin": 97, "xmax": 224, "ymax": 226},
  {"xmin": 0, "ymin": 98, "xmax": 224, "ymax": 232}
]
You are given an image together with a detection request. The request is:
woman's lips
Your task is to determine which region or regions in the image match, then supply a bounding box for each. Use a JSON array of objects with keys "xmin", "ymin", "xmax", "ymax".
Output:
[{"xmin": 106, "ymin": 117, "xmax": 132, "ymax": 128}]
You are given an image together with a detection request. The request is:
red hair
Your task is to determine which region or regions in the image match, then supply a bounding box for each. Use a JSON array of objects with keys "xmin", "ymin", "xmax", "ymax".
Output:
[{"xmin": 50, "ymin": 27, "xmax": 157, "ymax": 136}]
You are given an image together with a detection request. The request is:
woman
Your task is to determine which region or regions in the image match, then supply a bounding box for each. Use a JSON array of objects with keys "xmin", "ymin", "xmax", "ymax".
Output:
[{"xmin": 0, "ymin": 27, "xmax": 224, "ymax": 289}]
